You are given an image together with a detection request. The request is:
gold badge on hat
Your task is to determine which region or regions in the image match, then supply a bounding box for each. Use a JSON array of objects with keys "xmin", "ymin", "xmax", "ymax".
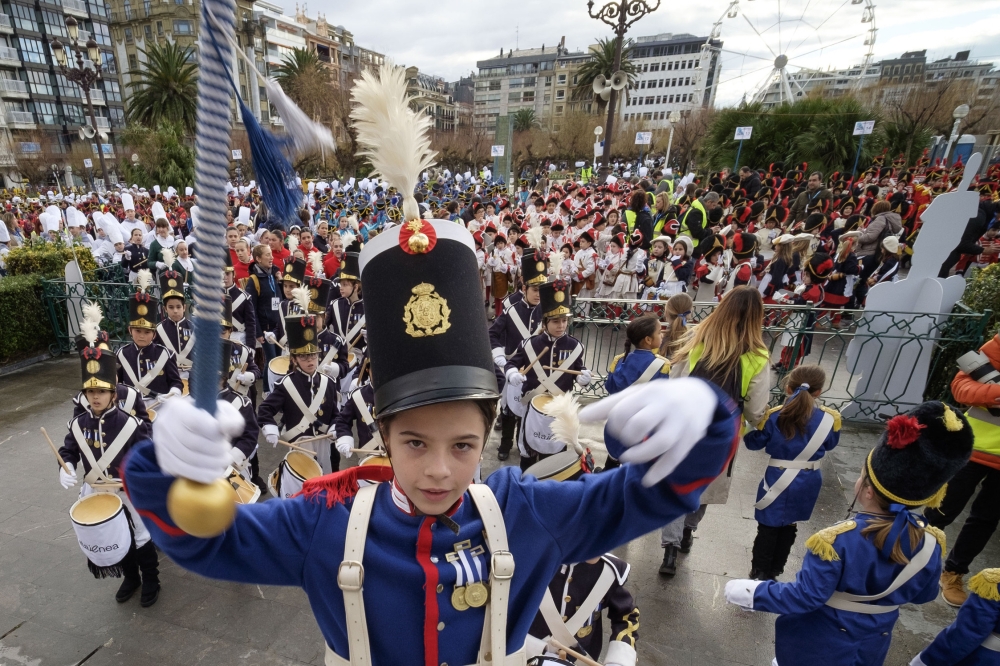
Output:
[
  {"xmin": 303, "ymin": 328, "xmax": 314, "ymax": 341},
  {"xmin": 86, "ymin": 360, "xmax": 101, "ymax": 374},
  {"xmin": 554, "ymin": 291, "xmax": 565, "ymax": 303},
  {"xmin": 137, "ymin": 304, "xmax": 148, "ymax": 316},
  {"xmin": 403, "ymin": 283, "xmax": 451, "ymax": 338},
  {"xmin": 168, "ymin": 279, "xmax": 177, "ymax": 288}
]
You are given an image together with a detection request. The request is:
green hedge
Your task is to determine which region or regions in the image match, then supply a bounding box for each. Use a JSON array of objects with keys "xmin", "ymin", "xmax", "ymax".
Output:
[
  {"xmin": 963, "ymin": 263, "xmax": 1000, "ymax": 339},
  {"xmin": 6, "ymin": 240, "xmax": 97, "ymax": 278},
  {"xmin": 0, "ymin": 274, "xmax": 54, "ymax": 363}
]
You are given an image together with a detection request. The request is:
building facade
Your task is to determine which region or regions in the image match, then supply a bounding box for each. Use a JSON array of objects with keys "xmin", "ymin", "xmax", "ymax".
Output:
[
  {"xmin": 0, "ymin": 0, "xmax": 127, "ymax": 186},
  {"xmin": 405, "ymin": 66, "xmax": 460, "ymax": 133},
  {"xmin": 621, "ymin": 33, "xmax": 722, "ymax": 126}
]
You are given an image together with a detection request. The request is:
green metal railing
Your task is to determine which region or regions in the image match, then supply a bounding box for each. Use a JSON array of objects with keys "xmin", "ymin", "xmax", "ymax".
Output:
[{"xmin": 571, "ymin": 298, "xmax": 992, "ymax": 421}]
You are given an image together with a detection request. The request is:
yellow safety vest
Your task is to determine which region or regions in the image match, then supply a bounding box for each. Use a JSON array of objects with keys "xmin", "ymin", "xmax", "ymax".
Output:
[
  {"xmin": 624, "ymin": 209, "xmax": 636, "ymax": 234},
  {"xmin": 679, "ymin": 199, "xmax": 707, "ymax": 246},
  {"xmin": 687, "ymin": 343, "xmax": 769, "ymax": 401},
  {"xmin": 964, "ymin": 407, "xmax": 1000, "ymax": 459}
]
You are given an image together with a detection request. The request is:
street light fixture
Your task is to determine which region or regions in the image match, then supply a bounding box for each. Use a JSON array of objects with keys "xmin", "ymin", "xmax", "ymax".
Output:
[
  {"xmin": 587, "ymin": 0, "xmax": 661, "ymax": 176},
  {"xmin": 943, "ymin": 103, "xmax": 972, "ymax": 167},
  {"xmin": 51, "ymin": 16, "xmax": 109, "ymax": 192},
  {"xmin": 664, "ymin": 111, "xmax": 680, "ymax": 170}
]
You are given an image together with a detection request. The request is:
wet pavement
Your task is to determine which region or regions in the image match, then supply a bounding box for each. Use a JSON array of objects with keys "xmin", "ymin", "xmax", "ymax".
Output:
[{"xmin": 0, "ymin": 356, "xmax": 994, "ymax": 665}]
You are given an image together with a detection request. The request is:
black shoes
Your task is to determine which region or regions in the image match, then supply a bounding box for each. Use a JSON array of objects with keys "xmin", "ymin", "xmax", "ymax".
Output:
[
  {"xmin": 680, "ymin": 527, "xmax": 693, "ymax": 553},
  {"xmin": 140, "ymin": 582, "xmax": 160, "ymax": 607},
  {"xmin": 116, "ymin": 577, "xmax": 141, "ymax": 603},
  {"xmin": 497, "ymin": 449, "xmax": 510, "ymax": 461},
  {"xmin": 659, "ymin": 545, "xmax": 678, "ymax": 576}
]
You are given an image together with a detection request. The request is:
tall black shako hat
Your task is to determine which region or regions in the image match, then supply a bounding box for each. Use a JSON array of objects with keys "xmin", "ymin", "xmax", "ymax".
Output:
[
  {"xmin": 219, "ymin": 338, "xmax": 235, "ymax": 376},
  {"xmin": 360, "ymin": 219, "xmax": 498, "ymax": 417},
  {"xmin": 867, "ymin": 401, "xmax": 973, "ymax": 508},
  {"xmin": 129, "ymin": 269, "xmax": 157, "ymax": 330},
  {"xmin": 282, "ymin": 257, "xmax": 306, "ymax": 285},
  {"xmin": 521, "ymin": 250, "xmax": 548, "ymax": 286},
  {"xmin": 79, "ymin": 301, "xmax": 116, "ymax": 391},
  {"xmin": 220, "ymin": 293, "xmax": 233, "ymax": 328},
  {"xmin": 159, "ymin": 269, "xmax": 185, "ymax": 302},
  {"xmin": 285, "ymin": 313, "xmax": 320, "ymax": 355},
  {"xmin": 539, "ymin": 279, "xmax": 572, "ymax": 319},
  {"xmin": 340, "ymin": 252, "xmax": 361, "ymax": 282}
]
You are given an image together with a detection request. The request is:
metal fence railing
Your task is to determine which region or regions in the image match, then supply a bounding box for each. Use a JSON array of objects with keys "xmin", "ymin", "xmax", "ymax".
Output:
[{"xmin": 571, "ymin": 298, "xmax": 992, "ymax": 422}]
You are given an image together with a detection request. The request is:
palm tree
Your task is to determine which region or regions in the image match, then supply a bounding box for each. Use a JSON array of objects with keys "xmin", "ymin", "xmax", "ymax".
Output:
[
  {"xmin": 573, "ymin": 37, "xmax": 639, "ymax": 113},
  {"xmin": 512, "ymin": 108, "xmax": 540, "ymax": 133},
  {"xmin": 272, "ymin": 47, "xmax": 322, "ymax": 92},
  {"xmin": 125, "ymin": 42, "xmax": 198, "ymax": 131}
]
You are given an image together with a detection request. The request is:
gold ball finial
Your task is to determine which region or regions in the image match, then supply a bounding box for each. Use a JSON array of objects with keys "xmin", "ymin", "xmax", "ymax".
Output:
[
  {"xmin": 408, "ymin": 232, "xmax": 430, "ymax": 254},
  {"xmin": 166, "ymin": 478, "xmax": 237, "ymax": 538}
]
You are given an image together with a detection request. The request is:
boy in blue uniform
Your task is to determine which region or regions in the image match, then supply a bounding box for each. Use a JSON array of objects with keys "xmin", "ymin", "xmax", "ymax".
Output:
[
  {"xmin": 725, "ymin": 401, "xmax": 974, "ymax": 666},
  {"xmin": 155, "ymin": 268, "xmax": 195, "ymax": 384},
  {"xmin": 72, "ymin": 330, "xmax": 151, "ymax": 437},
  {"xmin": 116, "ymin": 270, "xmax": 183, "ymax": 405},
  {"xmin": 912, "ymin": 567, "xmax": 1000, "ymax": 665}
]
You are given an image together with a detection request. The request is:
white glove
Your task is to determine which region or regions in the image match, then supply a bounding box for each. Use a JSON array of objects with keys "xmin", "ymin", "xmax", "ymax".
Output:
[
  {"xmin": 336, "ymin": 435, "xmax": 354, "ymax": 459},
  {"xmin": 724, "ymin": 579, "xmax": 762, "ymax": 611},
  {"xmin": 229, "ymin": 446, "xmax": 248, "ymax": 471},
  {"xmin": 321, "ymin": 363, "xmax": 341, "ymax": 379},
  {"xmin": 505, "ymin": 367, "xmax": 525, "ymax": 388},
  {"xmin": 237, "ymin": 371, "xmax": 255, "ymax": 386},
  {"xmin": 579, "ymin": 377, "xmax": 717, "ymax": 487},
  {"xmin": 493, "ymin": 354, "xmax": 508, "ymax": 369},
  {"xmin": 59, "ymin": 463, "xmax": 77, "ymax": 489},
  {"xmin": 909, "ymin": 655, "xmax": 927, "ymax": 666},
  {"xmin": 155, "ymin": 261, "xmax": 166, "ymax": 270},
  {"xmin": 124, "ymin": 250, "xmax": 131, "ymax": 260},
  {"xmin": 598, "ymin": 259, "xmax": 608, "ymax": 269},
  {"xmin": 264, "ymin": 331, "xmax": 278, "ymax": 345},
  {"xmin": 576, "ymin": 369, "xmax": 593, "ymax": 385},
  {"xmin": 670, "ymin": 255, "xmax": 681, "ymax": 261},
  {"xmin": 167, "ymin": 387, "xmax": 182, "ymax": 398},
  {"xmin": 152, "ymin": 396, "xmax": 245, "ymax": 483},
  {"xmin": 263, "ymin": 424, "xmax": 280, "ymax": 447},
  {"xmin": 794, "ymin": 283, "xmax": 807, "ymax": 295}
]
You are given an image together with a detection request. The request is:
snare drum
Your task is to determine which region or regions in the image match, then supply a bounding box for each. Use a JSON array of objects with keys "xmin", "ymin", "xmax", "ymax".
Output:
[
  {"xmin": 224, "ymin": 466, "xmax": 260, "ymax": 505},
  {"xmin": 268, "ymin": 450, "xmax": 323, "ymax": 499},
  {"xmin": 69, "ymin": 493, "xmax": 132, "ymax": 578},
  {"xmin": 528, "ymin": 657, "xmax": 575, "ymax": 666},
  {"xmin": 358, "ymin": 454, "xmax": 392, "ymax": 487},
  {"xmin": 181, "ymin": 378, "xmax": 190, "ymax": 395},
  {"xmin": 523, "ymin": 450, "xmax": 593, "ymax": 481},
  {"xmin": 268, "ymin": 355, "xmax": 291, "ymax": 389},
  {"xmin": 147, "ymin": 408, "xmax": 157, "ymax": 423},
  {"xmin": 522, "ymin": 394, "xmax": 564, "ymax": 455}
]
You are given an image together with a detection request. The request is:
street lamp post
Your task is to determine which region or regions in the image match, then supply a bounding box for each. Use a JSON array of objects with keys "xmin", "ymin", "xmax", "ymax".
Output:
[
  {"xmin": 664, "ymin": 110, "xmax": 680, "ymax": 171},
  {"xmin": 942, "ymin": 103, "xmax": 970, "ymax": 167},
  {"xmin": 587, "ymin": 0, "xmax": 660, "ymax": 176},
  {"xmin": 51, "ymin": 163, "xmax": 63, "ymax": 195},
  {"xmin": 51, "ymin": 17, "xmax": 108, "ymax": 192}
]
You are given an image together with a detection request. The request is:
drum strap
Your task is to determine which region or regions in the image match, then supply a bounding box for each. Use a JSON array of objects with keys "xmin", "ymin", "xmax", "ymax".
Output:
[
  {"xmin": 344, "ymin": 314, "xmax": 366, "ymax": 349},
  {"xmin": 508, "ymin": 305, "xmax": 530, "ymax": 341},
  {"xmin": 231, "ymin": 291, "xmax": 247, "ymax": 331},
  {"xmin": 285, "ymin": 374, "xmax": 330, "ymax": 440},
  {"xmin": 321, "ymin": 341, "xmax": 341, "ymax": 368},
  {"xmin": 539, "ymin": 562, "xmax": 616, "ymax": 649},
  {"xmin": 755, "ymin": 412, "xmax": 833, "ymax": 511},
  {"xmin": 338, "ymin": 484, "xmax": 377, "ymax": 666},
  {"xmin": 73, "ymin": 417, "xmax": 138, "ymax": 486},
  {"xmin": 156, "ymin": 323, "xmax": 177, "ymax": 356},
  {"xmin": 635, "ymin": 358, "xmax": 666, "ymax": 385},
  {"xmin": 118, "ymin": 349, "xmax": 169, "ymax": 396},
  {"xmin": 825, "ymin": 533, "xmax": 935, "ymax": 615},
  {"xmin": 229, "ymin": 347, "xmax": 251, "ymax": 396},
  {"xmin": 351, "ymin": 390, "xmax": 383, "ymax": 451},
  {"xmin": 333, "ymin": 304, "xmax": 346, "ymax": 339},
  {"xmin": 119, "ymin": 388, "xmax": 137, "ymax": 415},
  {"xmin": 525, "ymin": 343, "xmax": 582, "ymax": 399},
  {"xmin": 468, "ymin": 483, "xmax": 516, "ymax": 666},
  {"xmin": 982, "ymin": 633, "xmax": 1000, "ymax": 652}
]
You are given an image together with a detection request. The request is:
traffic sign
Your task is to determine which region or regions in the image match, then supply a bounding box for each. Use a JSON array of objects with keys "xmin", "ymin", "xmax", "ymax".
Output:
[
  {"xmin": 232, "ymin": 149, "xmax": 243, "ymax": 160},
  {"xmin": 83, "ymin": 158, "xmax": 93, "ymax": 169},
  {"xmin": 490, "ymin": 145, "xmax": 505, "ymax": 157},
  {"xmin": 853, "ymin": 120, "xmax": 875, "ymax": 136},
  {"xmin": 635, "ymin": 131, "xmax": 652, "ymax": 145},
  {"xmin": 734, "ymin": 126, "xmax": 753, "ymax": 141}
]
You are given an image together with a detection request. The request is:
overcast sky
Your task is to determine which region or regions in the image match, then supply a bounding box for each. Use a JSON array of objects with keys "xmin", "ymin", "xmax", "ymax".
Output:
[{"xmin": 278, "ymin": 0, "xmax": 1000, "ymax": 106}]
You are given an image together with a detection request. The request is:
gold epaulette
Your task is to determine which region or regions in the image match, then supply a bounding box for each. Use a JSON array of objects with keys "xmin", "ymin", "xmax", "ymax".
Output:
[
  {"xmin": 805, "ymin": 520, "xmax": 857, "ymax": 562},
  {"xmin": 923, "ymin": 525, "xmax": 947, "ymax": 553},
  {"xmin": 820, "ymin": 405, "xmax": 842, "ymax": 432},
  {"xmin": 608, "ymin": 353, "xmax": 625, "ymax": 373},
  {"xmin": 654, "ymin": 354, "xmax": 671, "ymax": 374},
  {"xmin": 969, "ymin": 569, "xmax": 1000, "ymax": 602},
  {"xmin": 757, "ymin": 405, "xmax": 783, "ymax": 430}
]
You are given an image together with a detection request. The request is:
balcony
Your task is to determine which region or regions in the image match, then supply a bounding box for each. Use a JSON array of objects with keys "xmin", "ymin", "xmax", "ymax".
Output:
[
  {"xmin": 6, "ymin": 110, "xmax": 36, "ymax": 128},
  {"xmin": 93, "ymin": 116, "xmax": 110, "ymax": 130},
  {"xmin": 62, "ymin": 0, "xmax": 90, "ymax": 18},
  {"xmin": 0, "ymin": 14, "xmax": 13, "ymax": 33},
  {"xmin": 0, "ymin": 149, "xmax": 16, "ymax": 167},
  {"xmin": 88, "ymin": 88, "xmax": 105, "ymax": 104},
  {"xmin": 0, "ymin": 78, "xmax": 28, "ymax": 98},
  {"xmin": 0, "ymin": 46, "xmax": 19, "ymax": 66}
]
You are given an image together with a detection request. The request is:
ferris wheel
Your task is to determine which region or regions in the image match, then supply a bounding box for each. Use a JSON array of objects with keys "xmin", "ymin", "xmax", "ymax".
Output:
[{"xmin": 701, "ymin": 0, "xmax": 877, "ymax": 106}]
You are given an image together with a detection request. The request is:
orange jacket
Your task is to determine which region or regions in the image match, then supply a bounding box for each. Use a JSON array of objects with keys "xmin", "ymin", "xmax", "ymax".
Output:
[{"xmin": 952, "ymin": 334, "xmax": 1000, "ymax": 469}]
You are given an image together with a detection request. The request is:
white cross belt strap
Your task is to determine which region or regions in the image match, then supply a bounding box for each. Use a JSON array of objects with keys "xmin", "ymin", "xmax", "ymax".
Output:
[
  {"xmin": 118, "ymin": 349, "xmax": 170, "ymax": 396},
  {"xmin": 538, "ymin": 562, "xmax": 616, "ymax": 649},
  {"xmin": 825, "ymin": 533, "xmax": 936, "ymax": 614},
  {"xmin": 284, "ymin": 374, "xmax": 330, "ymax": 441},
  {"xmin": 73, "ymin": 417, "xmax": 138, "ymax": 486},
  {"xmin": 523, "ymin": 343, "xmax": 583, "ymax": 402},
  {"xmin": 351, "ymin": 390, "xmax": 383, "ymax": 451},
  {"xmin": 329, "ymin": 483, "xmax": 523, "ymax": 666},
  {"xmin": 634, "ymin": 357, "xmax": 666, "ymax": 385},
  {"xmin": 507, "ymin": 306, "xmax": 530, "ymax": 341},
  {"xmin": 755, "ymin": 412, "xmax": 833, "ymax": 511},
  {"xmin": 982, "ymin": 633, "xmax": 1000, "ymax": 651}
]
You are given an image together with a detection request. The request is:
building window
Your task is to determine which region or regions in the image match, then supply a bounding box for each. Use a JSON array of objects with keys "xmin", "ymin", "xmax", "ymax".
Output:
[
  {"xmin": 88, "ymin": 0, "xmax": 109, "ymax": 17},
  {"xmin": 30, "ymin": 101, "xmax": 61, "ymax": 125},
  {"xmin": 645, "ymin": 96, "xmax": 653, "ymax": 104},
  {"xmin": 555, "ymin": 105, "xmax": 563, "ymax": 114},
  {"xmin": 10, "ymin": 4, "xmax": 37, "ymax": 31},
  {"xmin": 101, "ymin": 51, "xmax": 117, "ymax": 73},
  {"xmin": 173, "ymin": 20, "xmax": 193, "ymax": 35},
  {"xmin": 124, "ymin": 27, "xmax": 134, "ymax": 44},
  {"xmin": 92, "ymin": 22, "xmax": 112, "ymax": 46},
  {"xmin": 488, "ymin": 80, "xmax": 500, "ymax": 91},
  {"xmin": 102, "ymin": 79, "xmax": 122, "ymax": 101},
  {"xmin": 108, "ymin": 106, "xmax": 125, "ymax": 128},
  {"xmin": 655, "ymin": 96, "xmax": 661, "ymax": 104},
  {"xmin": 555, "ymin": 89, "xmax": 564, "ymax": 100},
  {"xmin": 572, "ymin": 74, "xmax": 578, "ymax": 85},
  {"xmin": 157, "ymin": 21, "xmax": 164, "ymax": 35},
  {"xmin": 18, "ymin": 38, "xmax": 47, "ymax": 64},
  {"xmin": 56, "ymin": 73, "xmax": 77, "ymax": 97},
  {"xmin": 668, "ymin": 94, "xmax": 674, "ymax": 103},
  {"xmin": 650, "ymin": 63, "xmax": 659, "ymax": 72},
  {"xmin": 557, "ymin": 73, "xmax": 566, "ymax": 84},
  {"xmin": 128, "ymin": 54, "xmax": 138, "ymax": 70},
  {"xmin": 26, "ymin": 69, "xmax": 53, "ymax": 95},
  {"xmin": 63, "ymin": 103, "xmax": 85, "ymax": 125},
  {"xmin": 41, "ymin": 10, "xmax": 68, "ymax": 37},
  {"xmin": 144, "ymin": 24, "xmax": 153, "ymax": 41},
  {"xmin": 685, "ymin": 77, "xmax": 691, "ymax": 85},
  {"xmin": 523, "ymin": 91, "xmax": 534, "ymax": 102},
  {"xmin": 508, "ymin": 91, "xmax": 521, "ymax": 102}
]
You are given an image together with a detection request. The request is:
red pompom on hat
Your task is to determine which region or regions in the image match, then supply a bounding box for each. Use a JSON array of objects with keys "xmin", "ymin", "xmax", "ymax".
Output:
[{"xmin": 885, "ymin": 414, "xmax": 925, "ymax": 449}]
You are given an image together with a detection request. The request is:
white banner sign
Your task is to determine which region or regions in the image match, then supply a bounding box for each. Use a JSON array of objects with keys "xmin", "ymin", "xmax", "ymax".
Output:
[
  {"xmin": 490, "ymin": 145, "xmax": 505, "ymax": 157},
  {"xmin": 594, "ymin": 141, "xmax": 603, "ymax": 157},
  {"xmin": 853, "ymin": 120, "xmax": 876, "ymax": 136},
  {"xmin": 734, "ymin": 126, "xmax": 753, "ymax": 141},
  {"xmin": 231, "ymin": 149, "xmax": 243, "ymax": 160},
  {"xmin": 83, "ymin": 159, "xmax": 93, "ymax": 168},
  {"xmin": 635, "ymin": 131, "xmax": 652, "ymax": 145}
]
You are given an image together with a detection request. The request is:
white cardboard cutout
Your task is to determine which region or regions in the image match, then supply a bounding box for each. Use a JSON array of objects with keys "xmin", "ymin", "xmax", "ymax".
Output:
[{"xmin": 843, "ymin": 153, "xmax": 983, "ymax": 420}]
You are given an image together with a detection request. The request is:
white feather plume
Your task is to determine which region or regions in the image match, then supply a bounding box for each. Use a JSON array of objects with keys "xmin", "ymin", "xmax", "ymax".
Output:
[
  {"xmin": 81, "ymin": 300, "xmax": 103, "ymax": 346},
  {"xmin": 542, "ymin": 392, "xmax": 583, "ymax": 455},
  {"xmin": 526, "ymin": 225, "xmax": 544, "ymax": 250},
  {"xmin": 137, "ymin": 268, "xmax": 152, "ymax": 293},
  {"xmin": 548, "ymin": 251, "xmax": 563, "ymax": 278},
  {"xmin": 308, "ymin": 250, "xmax": 323, "ymax": 277},
  {"xmin": 264, "ymin": 78, "xmax": 336, "ymax": 159},
  {"xmin": 287, "ymin": 234, "xmax": 299, "ymax": 256},
  {"xmin": 291, "ymin": 285, "xmax": 311, "ymax": 313},
  {"xmin": 341, "ymin": 231, "xmax": 357, "ymax": 248},
  {"xmin": 350, "ymin": 63, "xmax": 437, "ymax": 222},
  {"xmin": 161, "ymin": 247, "xmax": 175, "ymax": 269}
]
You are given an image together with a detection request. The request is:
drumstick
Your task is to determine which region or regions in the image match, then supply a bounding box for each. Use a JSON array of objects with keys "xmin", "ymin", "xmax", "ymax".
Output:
[
  {"xmin": 548, "ymin": 640, "xmax": 603, "ymax": 666},
  {"xmin": 91, "ymin": 481, "xmax": 124, "ymax": 490},
  {"xmin": 278, "ymin": 440, "xmax": 319, "ymax": 456},
  {"xmin": 351, "ymin": 448, "xmax": 384, "ymax": 455},
  {"xmin": 519, "ymin": 345, "xmax": 549, "ymax": 375},
  {"xmin": 40, "ymin": 427, "xmax": 73, "ymax": 473},
  {"xmin": 542, "ymin": 365, "xmax": 584, "ymax": 376},
  {"xmin": 292, "ymin": 433, "xmax": 336, "ymax": 446}
]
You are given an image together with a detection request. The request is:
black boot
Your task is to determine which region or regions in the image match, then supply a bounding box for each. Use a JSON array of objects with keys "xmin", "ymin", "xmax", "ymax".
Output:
[
  {"xmin": 115, "ymin": 546, "xmax": 141, "ymax": 603},
  {"xmin": 770, "ymin": 525, "xmax": 798, "ymax": 579},
  {"xmin": 135, "ymin": 542, "xmax": 160, "ymax": 607},
  {"xmin": 680, "ymin": 527, "xmax": 694, "ymax": 553},
  {"xmin": 602, "ymin": 456, "xmax": 621, "ymax": 472},
  {"xmin": 498, "ymin": 410, "xmax": 518, "ymax": 461},
  {"xmin": 751, "ymin": 524, "xmax": 780, "ymax": 579},
  {"xmin": 659, "ymin": 545, "xmax": 679, "ymax": 575}
]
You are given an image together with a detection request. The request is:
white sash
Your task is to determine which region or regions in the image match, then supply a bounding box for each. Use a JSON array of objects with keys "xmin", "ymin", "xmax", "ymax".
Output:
[
  {"xmin": 72, "ymin": 417, "xmax": 139, "ymax": 486},
  {"xmin": 635, "ymin": 357, "xmax": 666, "ymax": 385},
  {"xmin": 825, "ymin": 532, "xmax": 935, "ymax": 614},
  {"xmin": 118, "ymin": 348, "xmax": 170, "ymax": 396},
  {"xmin": 231, "ymin": 291, "xmax": 247, "ymax": 331},
  {"xmin": 284, "ymin": 374, "xmax": 330, "ymax": 440},
  {"xmin": 982, "ymin": 633, "xmax": 1000, "ymax": 651},
  {"xmin": 755, "ymin": 412, "xmax": 833, "ymax": 511},
  {"xmin": 524, "ymin": 343, "xmax": 583, "ymax": 401},
  {"xmin": 156, "ymin": 322, "xmax": 194, "ymax": 367},
  {"xmin": 506, "ymin": 303, "xmax": 530, "ymax": 341},
  {"xmin": 538, "ymin": 562, "xmax": 616, "ymax": 648},
  {"xmin": 351, "ymin": 389, "xmax": 383, "ymax": 451},
  {"xmin": 228, "ymin": 345, "xmax": 251, "ymax": 396},
  {"xmin": 321, "ymin": 341, "xmax": 342, "ymax": 368},
  {"xmin": 344, "ymin": 314, "xmax": 366, "ymax": 348}
]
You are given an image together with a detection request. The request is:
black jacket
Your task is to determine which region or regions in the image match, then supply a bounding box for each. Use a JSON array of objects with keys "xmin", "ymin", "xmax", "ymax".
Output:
[
  {"xmin": 245, "ymin": 262, "xmax": 282, "ymax": 334},
  {"xmin": 632, "ymin": 207, "xmax": 654, "ymax": 250}
]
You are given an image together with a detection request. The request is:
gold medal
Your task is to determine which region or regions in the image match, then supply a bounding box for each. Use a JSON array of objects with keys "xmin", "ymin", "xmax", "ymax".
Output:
[
  {"xmin": 451, "ymin": 586, "xmax": 469, "ymax": 611},
  {"xmin": 464, "ymin": 581, "xmax": 489, "ymax": 608},
  {"xmin": 576, "ymin": 625, "xmax": 593, "ymax": 638}
]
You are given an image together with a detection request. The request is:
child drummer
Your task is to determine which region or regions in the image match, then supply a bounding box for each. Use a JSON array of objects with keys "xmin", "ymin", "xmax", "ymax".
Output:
[
  {"xmin": 60, "ymin": 332, "xmax": 160, "ymax": 607},
  {"xmin": 504, "ymin": 279, "xmax": 593, "ymax": 470},
  {"xmin": 124, "ymin": 65, "xmax": 738, "ymax": 666},
  {"xmin": 116, "ymin": 269, "xmax": 183, "ymax": 406}
]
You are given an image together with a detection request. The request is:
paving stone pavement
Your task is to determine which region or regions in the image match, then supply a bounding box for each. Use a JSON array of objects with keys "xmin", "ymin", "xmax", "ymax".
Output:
[{"xmin": 0, "ymin": 357, "xmax": 994, "ymax": 665}]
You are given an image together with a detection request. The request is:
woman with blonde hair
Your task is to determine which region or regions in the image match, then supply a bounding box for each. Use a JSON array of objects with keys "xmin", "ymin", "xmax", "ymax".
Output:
[
  {"xmin": 658, "ymin": 285, "xmax": 772, "ymax": 575},
  {"xmin": 659, "ymin": 292, "xmax": 693, "ymax": 358}
]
